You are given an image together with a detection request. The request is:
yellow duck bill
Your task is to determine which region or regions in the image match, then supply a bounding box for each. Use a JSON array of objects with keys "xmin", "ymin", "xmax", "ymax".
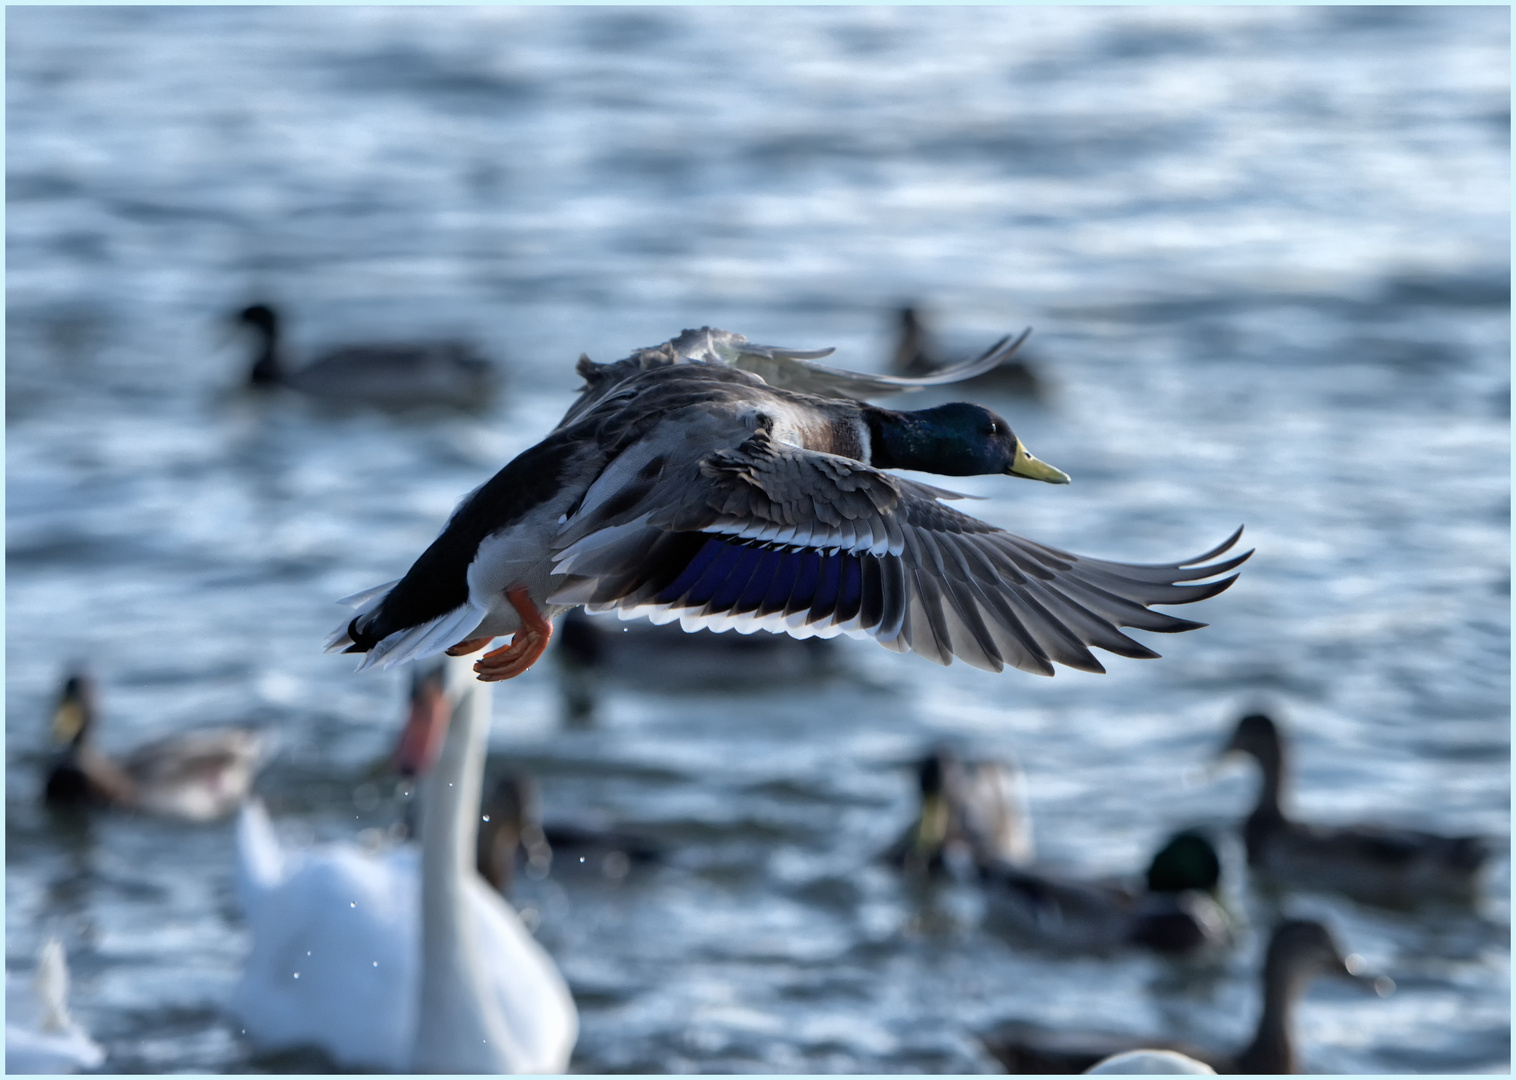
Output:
[{"xmin": 1008, "ymin": 442, "xmax": 1071, "ymax": 484}]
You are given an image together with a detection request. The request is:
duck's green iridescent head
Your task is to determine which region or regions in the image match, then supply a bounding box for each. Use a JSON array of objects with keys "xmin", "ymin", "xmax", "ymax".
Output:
[
  {"xmin": 1146, "ymin": 830, "xmax": 1222, "ymax": 894},
  {"xmin": 871, "ymin": 402, "xmax": 1070, "ymax": 483}
]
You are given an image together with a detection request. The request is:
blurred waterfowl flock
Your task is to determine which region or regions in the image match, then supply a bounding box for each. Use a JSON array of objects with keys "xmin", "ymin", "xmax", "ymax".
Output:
[
  {"xmin": 11, "ymin": 324, "xmax": 1499, "ymax": 1074},
  {"xmin": 6, "ymin": 6, "xmax": 1507, "ymax": 1076},
  {"xmin": 980, "ymin": 919, "xmax": 1391, "ymax": 1074}
]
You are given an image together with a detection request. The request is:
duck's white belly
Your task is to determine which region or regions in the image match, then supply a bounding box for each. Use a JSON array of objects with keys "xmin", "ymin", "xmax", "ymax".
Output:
[{"xmin": 461, "ymin": 492, "xmax": 583, "ymax": 642}]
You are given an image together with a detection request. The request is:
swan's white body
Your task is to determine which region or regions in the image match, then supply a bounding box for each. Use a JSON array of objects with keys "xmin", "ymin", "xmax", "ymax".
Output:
[
  {"xmin": 230, "ymin": 660, "xmax": 577, "ymax": 1072},
  {"xmin": 5, "ymin": 940, "xmax": 106, "ymax": 1075}
]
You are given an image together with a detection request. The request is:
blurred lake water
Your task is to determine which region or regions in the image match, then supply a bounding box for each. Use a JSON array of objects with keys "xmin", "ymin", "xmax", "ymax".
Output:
[{"xmin": 6, "ymin": 6, "xmax": 1509, "ymax": 1073}]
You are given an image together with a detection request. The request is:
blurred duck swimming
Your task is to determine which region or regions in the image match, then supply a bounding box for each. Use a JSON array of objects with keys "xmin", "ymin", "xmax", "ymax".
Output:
[
  {"xmin": 231, "ymin": 659, "xmax": 576, "ymax": 1073},
  {"xmin": 886, "ymin": 747, "xmax": 1035, "ymax": 875},
  {"xmin": 327, "ymin": 327, "xmax": 1248, "ymax": 682},
  {"xmin": 1219, "ymin": 713, "xmax": 1490, "ymax": 906},
  {"xmin": 5, "ymin": 940, "xmax": 105, "ymax": 1075},
  {"xmin": 475, "ymin": 773, "xmax": 663, "ymax": 894},
  {"xmin": 978, "ymin": 830, "xmax": 1229, "ymax": 957},
  {"xmin": 237, "ymin": 302, "xmax": 497, "ymax": 409},
  {"xmin": 43, "ymin": 672, "xmax": 269, "ymax": 822},
  {"xmin": 980, "ymin": 919, "xmax": 1392, "ymax": 1073}
]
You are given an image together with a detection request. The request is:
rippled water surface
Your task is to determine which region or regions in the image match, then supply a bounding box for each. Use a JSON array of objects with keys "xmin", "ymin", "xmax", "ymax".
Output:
[{"xmin": 6, "ymin": 7, "xmax": 1509, "ymax": 1074}]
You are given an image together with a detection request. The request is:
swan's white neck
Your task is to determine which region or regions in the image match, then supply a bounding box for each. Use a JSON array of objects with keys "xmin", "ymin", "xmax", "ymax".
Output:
[{"xmin": 410, "ymin": 659, "xmax": 522, "ymax": 1073}]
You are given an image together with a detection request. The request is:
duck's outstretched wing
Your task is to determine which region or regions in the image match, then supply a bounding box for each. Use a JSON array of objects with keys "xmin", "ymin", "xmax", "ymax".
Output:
[
  {"xmin": 562, "ymin": 327, "xmax": 1032, "ymax": 427},
  {"xmin": 729, "ymin": 328, "xmax": 1032, "ymax": 400},
  {"xmin": 560, "ymin": 327, "xmax": 836, "ymax": 429},
  {"xmin": 547, "ymin": 429, "xmax": 1249, "ymax": 674}
]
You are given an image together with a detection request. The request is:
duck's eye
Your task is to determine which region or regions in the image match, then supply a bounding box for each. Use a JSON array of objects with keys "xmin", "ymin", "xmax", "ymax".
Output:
[{"xmin": 987, "ymin": 422, "xmax": 1000, "ymax": 436}]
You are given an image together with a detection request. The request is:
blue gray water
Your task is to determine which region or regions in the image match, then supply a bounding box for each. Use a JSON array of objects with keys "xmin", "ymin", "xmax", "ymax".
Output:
[{"xmin": 6, "ymin": 6, "xmax": 1509, "ymax": 1073}]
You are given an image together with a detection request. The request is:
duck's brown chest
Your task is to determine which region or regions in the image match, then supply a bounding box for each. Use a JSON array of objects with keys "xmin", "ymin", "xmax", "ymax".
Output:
[
  {"xmin": 819, "ymin": 414, "xmax": 868, "ymax": 461},
  {"xmin": 766, "ymin": 404, "xmax": 870, "ymax": 462}
]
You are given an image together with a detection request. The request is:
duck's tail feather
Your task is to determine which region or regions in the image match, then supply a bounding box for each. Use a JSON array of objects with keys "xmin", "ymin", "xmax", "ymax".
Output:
[
  {"xmin": 325, "ymin": 579, "xmax": 485, "ymax": 671},
  {"xmin": 349, "ymin": 601, "xmax": 488, "ymax": 672},
  {"xmin": 324, "ymin": 580, "xmax": 399, "ymax": 652},
  {"xmin": 335, "ymin": 578, "xmax": 402, "ymax": 609}
]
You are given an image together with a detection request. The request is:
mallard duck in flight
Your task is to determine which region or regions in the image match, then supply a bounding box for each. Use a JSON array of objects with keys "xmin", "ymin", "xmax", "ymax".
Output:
[{"xmin": 327, "ymin": 328, "xmax": 1249, "ymax": 681}]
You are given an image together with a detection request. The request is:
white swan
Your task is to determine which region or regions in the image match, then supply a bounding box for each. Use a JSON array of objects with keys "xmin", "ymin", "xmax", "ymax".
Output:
[
  {"xmin": 229, "ymin": 657, "xmax": 577, "ymax": 1072},
  {"xmin": 5, "ymin": 939, "xmax": 106, "ymax": 1074}
]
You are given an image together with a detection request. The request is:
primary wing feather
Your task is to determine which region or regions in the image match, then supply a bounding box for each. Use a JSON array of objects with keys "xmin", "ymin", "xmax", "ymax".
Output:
[
  {"xmin": 548, "ymin": 426, "xmax": 1247, "ymax": 673},
  {"xmin": 560, "ymin": 326, "xmax": 1032, "ymax": 429},
  {"xmin": 731, "ymin": 328, "xmax": 1032, "ymax": 400}
]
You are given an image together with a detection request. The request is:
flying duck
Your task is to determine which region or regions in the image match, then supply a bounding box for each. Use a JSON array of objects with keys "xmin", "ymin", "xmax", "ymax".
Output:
[
  {"xmin": 978, "ymin": 830, "xmax": 1230, "ymax": 956},
  {"xmin": 326, "ymin": 327, "xmax": 1249, "ymax": 682},
  {"xmin": 979, "ymin": 919, "xmax": 1392, "ymax": 1073},
  {"xmin": 237, "ymin": 302, "xmax": 498, "ymax": 410},
  {"xmin": 43, "ymin": 672, "xmax": 270, "ymax": 823},
  {"xmin": 1219, "ymin": 712, "xmax": 1490, "ymax": 905}
]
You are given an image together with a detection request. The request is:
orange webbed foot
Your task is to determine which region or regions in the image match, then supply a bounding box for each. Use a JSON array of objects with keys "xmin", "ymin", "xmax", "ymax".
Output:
[
  {"xmin": 445, "ymin": 636, "xmax": 495, "ymax": 657},
  {"xmin": 473, "ymin": 585, "xmax": 554, "ymax": 682}
]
